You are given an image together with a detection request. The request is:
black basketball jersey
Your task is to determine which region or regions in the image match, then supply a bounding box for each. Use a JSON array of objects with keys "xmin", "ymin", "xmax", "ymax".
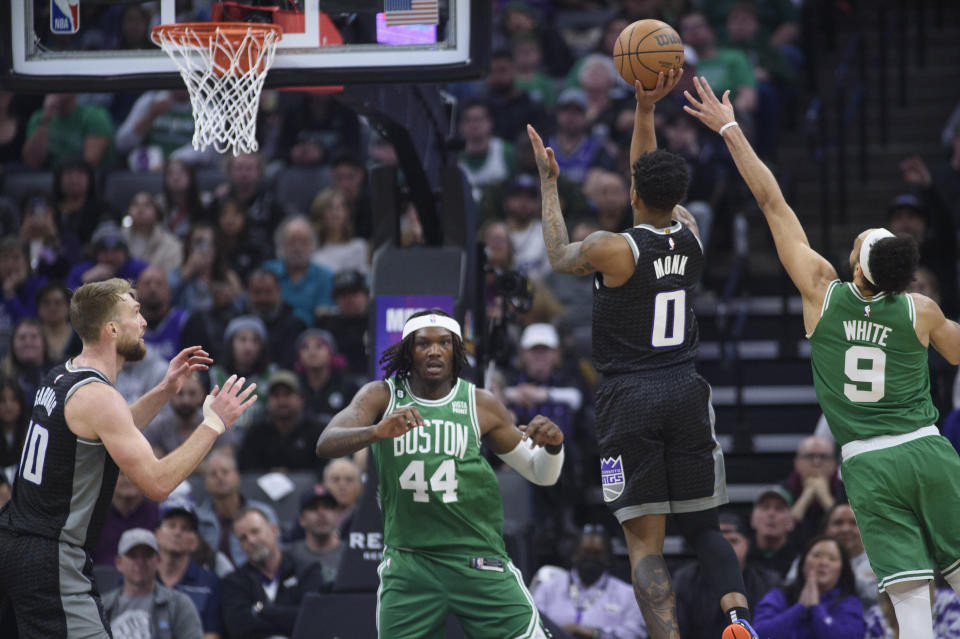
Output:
[
  {"xmin": 592, "ymin": 221, "xmax": 704, "ymax": 374},
  {"xmin": 0, "ymin": 361, "xmax": 118, "ymax": 551}
]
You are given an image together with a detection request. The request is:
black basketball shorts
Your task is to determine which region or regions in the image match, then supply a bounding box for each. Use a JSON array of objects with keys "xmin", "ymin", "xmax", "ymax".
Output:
[{"xmin": 594, "ymin": 363, "xmax": 728, "ymax": 523}]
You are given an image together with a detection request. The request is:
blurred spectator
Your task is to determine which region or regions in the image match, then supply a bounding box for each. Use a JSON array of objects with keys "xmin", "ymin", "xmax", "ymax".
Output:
[
  {"xmin": 137, "ymin": 265, "xmax": 189, "ymax": 361},
  {"xmin": 53, "ymin": 159, "xmax": 112, "ymax": 245},
  {"xmin": 35, "ymin": 282, "xmax": 76, "ymax": 365},
  {"xmin": 484, "ymin": 49, "xmax": 550, "ymax": 142},
  {"xmin": 459, "ymin": 100, "xmax": 515, "ymax": 202},
  {"xmin": 784, "ymin": 436, "xmax": 843, "ymax": 545},
  {"xmin": 243, "ymin": 268, "xmax": 307, "ymax": 371},
  {"xmin": 93, "ymin": 472, "xmax": 161, "ymax": 566},
  {"xmin": 1, "ymin": 318, "xmax": 51, "ymax": 403},
  {"xmin": 532, "ymin": 524, "xmax": 647, "ymax": 639},
  {"xmin": 215, "ymin": 196, "xmax": 266, "ymax": 281},
  {"xmin": 582, "ymin": 169, "xmax": 632, "ymax": 232},
  {"xmin": 277, "ymin": 93, "xmax": 361, "ymax": 166},
  {"xmin": 331, "ymin": 153, "xmax": 373, "ymax": 240},
  {"xmin": 901, "ymin": 120, "xmax": 960, "ymax": 226},
  {"xmin": 22, "ymin": 93, "xmax": 114, "ymax": 169},
  {"xmin": 504, "ymin": 174, "xmax": 551, "ymax": 279},
  {"xmin": 157, "ymin": 158, "xmax": 212, "ymax": 241},
  {"xmin": 115, "ymin": 343, "xmax": 169, "ymax": 407},
  {"xmin": 548, "ymin": 88, "xmax": 617, "ymax": 185},
  {"xmin": 886, "ymin": 193, "xmax": 958, "ymax": 319},
  {"xmin": 116, "ymin": 4, "xmax": 154, "ymax": 49},
  {"xmin": 169, "ymin": 223, "xmax": 243, "ymax": 314},
  {"xmin": 674, "ymin": 512, "xmax": 781, "ymax": 639},
  {"xmin": 222, "ymin": 507, "xmax": 326, "ymax": 639},
  {"xmin": 0, "ymin": 91, "xmax": 28, "ymax": 168},
  {"xmin": 309, "ymin": 187, "xmax": 370, "ymax": 276},
  {"xmin": 753, "ymin": 535, "xmax": 866, "ymax": 639},
  {"xmin": 511, "ymin": 34, "xmax": 556, "ymax": 107},
  {"xmin": 18, "ymin": 192, "xmax": 80, "ymax": 281},
  {"xmin": 542, "ymin": 220, "xmax": 596, "ymax": 356},
  {"xmin": 288, "ymin": 490, "xmax": 345, "ymax": 583},
  {"xmin": 238, "ymin": 370, "xmax": 324, "ymax": 474},
  {"xmin": 215, "ymin": 152, "xmax": 287, "ymax": 255},
  {"xmin": 564, "ymin": 15, "xmax": 629, "ymax": 89},
  {"xmin": 264, "ymin": 216, "xmax": 335, "ymax": 325},
  {"xmin": 748, "ymin": 485, "xmax": 800, "ymax": 578},
  {"xmin": 0, "ymin": 375, "xmax": 29, "ymax": 469},
  {"xmin": 103, "ymin": 528, "xmax": 204, "ymax": 639},
  {"xmin": 322, "ymin": 457, "xmax": 363, "ymax": 537},
  {"xmin": 905, "ymin": 267, "xmax": 955, "ymax": 422},
  {"xmin": 296, "ymin": 328, "xmax": 359, "ymax": 427},
  {"xmin": 179, "ymin": 274, "xmax": 243, "ymax": 364},
  {"xmin": 315, "ymin": 269, "xmax": 370, "ymax": 377},
  {"xmin": 143, "ymin": 373, "xmax": 209, "ymax": 455},
  {"xmin": 155, "ymin": 497, "xmax": 223, "ymax": 639},
  {"xmin": 66, "ymin": 222, "xmax": 148, "ymax": 289},
  {"xmin": 577, "ymin": 54, "xmax": 630, "ymax": 135},
  {"xmin": 700, "ymin": 0, "xmax": 800, "ymax": 51},
  {"xmin": 116, "ymin": 90, "xmax": 214, "ymax": 171},
  {"xmin": 494, "ymin": 1, "xmax": 572, "ymax": 77},
  {"xmin": 197, "ymin": 449, "xmax": 279, "ymax": 569},
  {"xmin": 209, "ymin": 315, "xmax": 277, "ymax": 433},
  {"xmin": 122, "ymin": 192, "xmax": 184, "ymax": 272},
  {"xmin": 0, "ymin": 237, "xmax": 47, "ymax": 324}
]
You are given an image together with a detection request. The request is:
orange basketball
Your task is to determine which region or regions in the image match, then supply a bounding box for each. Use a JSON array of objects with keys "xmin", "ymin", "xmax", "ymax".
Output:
[
  {"xmin": 612, "ymin": 19, "xmax": 685, "ymax": 90},
  {"xmin": 721, "ymin": 623, "xmax": 754, "ymax": 639}
]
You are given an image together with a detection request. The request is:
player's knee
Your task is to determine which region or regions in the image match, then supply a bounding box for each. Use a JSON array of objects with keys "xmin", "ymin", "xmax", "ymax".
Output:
[{"xmin": 674, "ymin": 509, "xmax": 719, "ymax": 547}]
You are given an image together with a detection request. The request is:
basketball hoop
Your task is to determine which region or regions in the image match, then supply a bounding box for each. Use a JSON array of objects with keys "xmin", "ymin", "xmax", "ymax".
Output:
[{"xmin": 151, "ymin": 22, "xmax": 282, "ymax": 156}]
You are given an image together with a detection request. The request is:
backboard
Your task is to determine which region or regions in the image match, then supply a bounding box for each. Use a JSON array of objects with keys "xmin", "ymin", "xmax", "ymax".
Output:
[{"xmin": 0, "ymin": 0, "xmax": 490, "ymax": 91}]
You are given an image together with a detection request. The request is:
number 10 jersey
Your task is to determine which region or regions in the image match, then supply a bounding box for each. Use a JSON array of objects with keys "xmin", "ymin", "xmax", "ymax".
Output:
[
  {"xmin": 809, "ymin": 281, "xmax": 938, "ymax": 446},
  {"xmin": 372, "ymin": 376, "xmax": 506, "ymax": 557}
]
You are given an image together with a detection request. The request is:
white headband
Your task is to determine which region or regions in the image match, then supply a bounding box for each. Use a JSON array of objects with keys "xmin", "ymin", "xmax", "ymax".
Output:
[
  {"xmin": 859, "ymin": 228, "xmax": 895, "ymax": 286},
  {"xmin": 401, "ymin": 314, "xmax": 462, "ymax": 340}
]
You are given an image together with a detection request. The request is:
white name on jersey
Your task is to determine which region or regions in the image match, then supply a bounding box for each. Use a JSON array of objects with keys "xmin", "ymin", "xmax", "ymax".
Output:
[
  {"xmin": 34, "ymin": 386, "xmax": 57, "ymax": 416},
  {"xmin": 393, "ymin": 419, "xmax": 470, "ymax": 460},
  {"xmin": 653, "ymin": 254, "xmax": 688, "ymax": 279},
  {"xmin": 842, "ymin": 320, "xmax": 892, "ymax": 347}
]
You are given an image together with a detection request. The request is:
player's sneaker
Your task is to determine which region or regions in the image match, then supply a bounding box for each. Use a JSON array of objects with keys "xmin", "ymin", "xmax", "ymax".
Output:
[{"xmin": 722, "ymin": 619, "xmax": 759, "ymax": 639}]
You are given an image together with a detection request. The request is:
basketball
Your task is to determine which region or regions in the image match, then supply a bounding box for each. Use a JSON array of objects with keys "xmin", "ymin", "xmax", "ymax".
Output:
[
  {"xmin": 721, "ymin": 623, "xmax": 754, "ymax": 639},
  {"xmin": 612, "ymin": 19, "xmax": 685, "ymax": 90}
]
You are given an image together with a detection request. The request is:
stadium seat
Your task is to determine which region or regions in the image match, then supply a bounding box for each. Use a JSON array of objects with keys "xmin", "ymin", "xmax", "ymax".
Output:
[
  {"xmin": 103, "ymin": 171, "xmax": 164, "ymax": 212},
  {"xmin": 239, "ymin": 470, "xmax": 319, "ymax": 536},
  {"xmin": 273, "ymin": 165, "xmax": 332, "ymax": 216},
  {"xmin": 0, "ymin": 170, "xmax": 54, "ymax": 204}
]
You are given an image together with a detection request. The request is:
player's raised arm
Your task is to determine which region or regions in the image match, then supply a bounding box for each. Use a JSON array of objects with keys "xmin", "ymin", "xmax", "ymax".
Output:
[
  {"xmin": 527, "ymin": 124, "xmax": 635, "ymax": 280},
  {"xmin": 683, "ymin": 76, "xmax": 836, "ymax": 310},
  {"xmin": 913, "ymin": 293, "xmax": 960, "ymax": 364},
  {"xmin": 630, "ymin": 69, "xmax": 683, "ymax": 167}
]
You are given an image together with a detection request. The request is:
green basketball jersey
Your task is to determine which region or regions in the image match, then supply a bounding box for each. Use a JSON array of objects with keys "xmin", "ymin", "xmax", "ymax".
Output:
[
  {"xmin": 371, "ymin": 376, "xmax": 506, "ymax": 556},
  {"xmin": 809, "ymin": 280, "xmax": 938, "ymax": 446}
]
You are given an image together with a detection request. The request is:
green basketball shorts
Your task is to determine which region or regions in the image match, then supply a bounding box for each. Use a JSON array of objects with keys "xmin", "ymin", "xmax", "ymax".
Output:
[
  {"xmin": 376, "ymin": 546, "xmax": 548, "ymax": 639},
  {"xmin": 842, "ymin": 433, "xmax": 960, "ymax": 591}
]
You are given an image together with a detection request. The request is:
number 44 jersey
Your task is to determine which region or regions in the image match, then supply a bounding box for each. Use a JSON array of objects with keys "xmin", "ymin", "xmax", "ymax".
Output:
[
  {"xmin": 809, "ymin": 281, "xmax": 938, "ymax": 447},
  {"xmin": 372, "ymin": 376, "xmax": 507, "ymax": 557}
]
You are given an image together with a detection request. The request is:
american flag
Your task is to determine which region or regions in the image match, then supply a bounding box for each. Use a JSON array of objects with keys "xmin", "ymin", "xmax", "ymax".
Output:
[{"xmin": 384, "ymin": 0, "xmax": 439, "ymax": 26}]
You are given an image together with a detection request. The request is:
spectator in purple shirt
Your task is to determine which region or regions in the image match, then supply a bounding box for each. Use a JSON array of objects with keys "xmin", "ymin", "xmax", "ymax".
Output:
[
  {"xmin": 92, "ymin": 471, "xmax": 160, "ymax": 566},
  {"xmin": 754, "ymin": 535, "xmax": 866, "ymax": 639},
  {"xmin": 66, "ymin": 222, "xmax": 148, "ymax": 290}
]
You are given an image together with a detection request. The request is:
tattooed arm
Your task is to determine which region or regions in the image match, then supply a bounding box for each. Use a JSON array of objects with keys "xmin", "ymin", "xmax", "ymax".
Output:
[
  {"xmin": 316, "ymin": 380, "xmax": 423, "ymax": 458},
  {"xmin": 527, "ymin": 124, "xmax": 635, "ymax": 279}
]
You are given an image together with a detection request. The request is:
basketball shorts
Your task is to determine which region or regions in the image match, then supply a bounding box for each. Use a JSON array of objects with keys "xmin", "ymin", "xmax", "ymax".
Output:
[
  {"xmin": 842, "ymin": 434, "xmax": 960, "ymax": 591},
  {"xmin": 0, "ymin": 529, "xmax": 111, "ymax": 638},
  {"xmin": 376, "ymin": 546, "xmax": 548, "ymax": 639},
  {"xmin": 594, "ymin": 363, "xmax": 728, "ymax": 523}
]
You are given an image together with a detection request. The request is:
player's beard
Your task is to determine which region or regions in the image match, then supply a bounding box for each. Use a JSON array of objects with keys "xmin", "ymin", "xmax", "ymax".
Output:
[{"xmin": 117, "ymin": 332, "xmax": 147, "ymax": 362}]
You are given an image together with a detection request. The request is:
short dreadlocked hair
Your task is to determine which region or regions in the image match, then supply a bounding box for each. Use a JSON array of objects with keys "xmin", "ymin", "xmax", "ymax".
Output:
[
  {"xmin": 379, "ymin": 309, "xmax": 468, "ymax": 382},
  {"xmin": 631, "ymin": 150, "xmax": 689, "ymax": 213},
  {"xmin": 866, "ymin": 234, "xmax": 919, "ymax": 295}
]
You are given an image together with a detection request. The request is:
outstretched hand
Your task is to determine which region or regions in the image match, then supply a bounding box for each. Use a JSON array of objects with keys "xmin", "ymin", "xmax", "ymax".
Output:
[
  {"xmin": 518, "ymin": 415, "xmax": 564, "ymax": 448},
  {"xmin": 207, "ymin": 374, "xmax": 258, "ymax": 430},
  {"xmin": 635, "ymin": 68, "xmax": 684, "ymax": 111},
  {"xmin": 682, "ymin": 76, "xmax": 736, "ymax": 134},
  {"xmin": 162, "ymin": 346, "xmax": 213, "ymax": 396},
  {"xmin": 527, "ymin": 124, "xmax": 559, "ymax": 182}
]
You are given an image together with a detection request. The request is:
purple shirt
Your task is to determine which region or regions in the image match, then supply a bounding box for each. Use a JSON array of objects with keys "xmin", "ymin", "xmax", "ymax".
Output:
[
  {"xmin": 533, "ymin": 570, "xmax": 648, "ymax": 639},
  {"xmin": 754, "ymin": 586, "xmax": 865, "ymax": 639},
  {"xmin": 91, "ymin": 498, "xmax": 160, "ymax": 565}
]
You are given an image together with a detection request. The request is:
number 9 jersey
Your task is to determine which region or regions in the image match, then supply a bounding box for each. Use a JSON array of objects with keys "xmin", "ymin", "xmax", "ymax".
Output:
[
  {"xmin": 372, "ymin": 376, "xmax": 506, "ymax": 557},
  {"xmin": 809, "ymin": 280, "xmax": 938, "ymax": 447}
]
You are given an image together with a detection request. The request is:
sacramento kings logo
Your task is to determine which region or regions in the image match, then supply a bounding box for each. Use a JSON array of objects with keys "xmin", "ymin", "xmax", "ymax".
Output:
[{"xmin": 601, "ymin": 456, "xmax": 625, "ymax": 501}]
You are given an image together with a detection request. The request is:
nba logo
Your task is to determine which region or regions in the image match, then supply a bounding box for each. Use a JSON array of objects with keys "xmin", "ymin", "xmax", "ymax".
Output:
[
  {"xmin": 864, "ymin": 305, "xmax": 871, "ymax": 318},
  {"xmin": 600, "ymin": 456, "xmax": 625, "ymax": 502},
  {"xmin": 51, "ymin": 0, "xmax": 80, "ymax": 35}
]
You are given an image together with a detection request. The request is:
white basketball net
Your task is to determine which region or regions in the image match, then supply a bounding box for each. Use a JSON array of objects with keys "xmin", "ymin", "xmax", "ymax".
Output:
[{"xmin": 152, "ymin": 24, "xmax": 281, "ymax": 156}]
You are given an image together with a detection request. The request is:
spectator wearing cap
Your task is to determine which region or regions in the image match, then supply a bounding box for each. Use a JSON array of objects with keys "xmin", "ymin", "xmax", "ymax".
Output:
[
  {"xmin": 288, "ymin": 489, "xmax": 345, "ymax": 582},
  {"xmin": 65, "ymin": 221, "xmax": 149, "ymax": 289},
  {"xmin": 209, "ymin": 315, "xmax": 277, "ymax": 435},
  {"xmin": 295, "ymin": 328, "xmax": 361, "ymax": 427},
  {"xmin": 222, "ymin": 507, "xmax": 327, "ymax": 639},
  {"xmin": 155, "ymin": 497, "xmax": 223, "ymax": 639},
  {"xmin": 315, "ymin": 270, "xmax": 370, "ymax": 377},
  {"xmin": 458, "ymin": 99, "xmax": 515, "ymax": 202},
  {"xmin": 748, "ymin": 485, "xmax": 800, "ymax": 578},
  {"xmin": 102, "ymin": 528, "xmax": 204, "ymax": 639},
  {"xmin": 547, "ymin": 87, "xmax": 617, "ymax": 186},
  {"xmin": 238, "ymin": 369, "xmax": 325, "ymax": 473},
  {"xmin": 93, "ymin": 471, "xmax": 161, "ymax": 566},
  {"xmin": 263, "ymin": 215, "xmax": 334, "ymax": 326},
  {"xmin": 484, "ymin": 49, "xmax": 549, "ymax": 143},
  {"xmin": 309, "ymin": 187, "xmax": 370, "ymax": 276},
  {"xmin": 503, "ymin": 173, "xmax": 552, "ymax": 280},
  {"xmin": 674, "ymin": 511, "xmax": 782, "ymax": 639},
  {"xmin": 782, "ymin": 435, "xmax": 844, "ymax": 547},
  {"xmin": 243, "ymin": 268, "xmax": 307, "ymax": 370}
]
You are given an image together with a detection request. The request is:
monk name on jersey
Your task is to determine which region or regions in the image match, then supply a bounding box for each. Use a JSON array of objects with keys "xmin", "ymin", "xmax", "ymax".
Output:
[
  {"xmin": 842, "ymin": 320, "xmax": 892, "ymax": 347},
  {"xmin": 393, "ymin": 419, "xmax": 470, "ymax": 460},
  {"xmin": 653, "ymin": 254, "xmax": 688, "ymax": 279}
]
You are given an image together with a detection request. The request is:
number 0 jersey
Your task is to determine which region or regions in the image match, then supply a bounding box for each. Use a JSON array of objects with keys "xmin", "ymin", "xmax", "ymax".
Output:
[
  {"xmin": 0, "ymin": 361, "xmax": 118, "ymax": 551},
  {"xmin": 371, "ymin": 376, "xmax": 506, "ymax": 556},
  {"xmin": 809, "ymin": 281, "xmax": 938, "ymax": 446},
  {"xmin": 592, "ymin": 221, "xmax": 704, "ymax": 374}
]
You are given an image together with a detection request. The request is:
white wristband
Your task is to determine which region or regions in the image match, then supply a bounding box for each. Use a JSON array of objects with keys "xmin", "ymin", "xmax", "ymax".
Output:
[
  {"xmin": 496, "ymin": 441, "xmax": 564, "ymax": 486},
  {"xmin": 719, "ymin": 121, "xmax": 739, "ymax": 135},
  {"xmin": 201, "ymin": 395, "xmax": 225, "ymax": 435}
]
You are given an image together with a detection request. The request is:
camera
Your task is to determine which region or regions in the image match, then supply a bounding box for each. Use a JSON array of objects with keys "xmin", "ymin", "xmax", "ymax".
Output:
[{"xmin": 489, "ymin": 268, "xmax": 534, "ymax": 314}]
